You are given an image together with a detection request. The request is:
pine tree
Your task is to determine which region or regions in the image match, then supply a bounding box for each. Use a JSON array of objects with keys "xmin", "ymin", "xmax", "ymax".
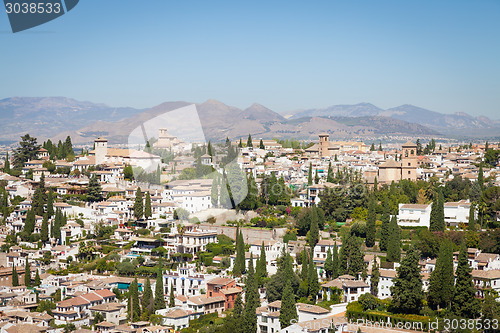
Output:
[
  {"xmin": 379, "ymin": 199, "xmax": 390, "ymax": 251},
  {"xmin": 128, "ymin": 278, "xmax": 141, "ymax": 322},
  {"xmin": 144, "ymin": 192, "xmax": 152, "ymax": 220},
  {"xmin": 430, "ymin": 190, "xmax": 445, "ymax": 232},
  {"xmin": 308, "ymin": 253, "xmax": 320, "ymax": 302},
  {"xmin": 390, "ymin": 246, "xmax": 423, "ymax": 314},
  {"xmin": 386, "ymin": 215, "xmax": 401, "ymax": 262},
  {"xmin": 307, "ymin": 163, "xmax": 313, "ymax": 186},
  {"xmin": 370, "ymin": 257, "xmax": 380, "ymax": 296},
  {"xmin": 365, "ymin": 197, "xmax": 376, "ymax": 248},
  {"xmin": 142, "ymin": 278, "xmax": 153, "ymax": 316},
  {"xmin": 169, "ymin": 282, "xmax": 175, "ymax": 307},
  {"xmin": 452, "ymin": 242, "xmax": 480, "ymax": 318},
  {"xmin": 87, "ymin": 175, "xmax": 103, "ymax": 202},
  {"xmin": 134, "ymin": 187, "xmax": 143, "ymax": 220},
  {"xmin": 279, "ymin": 279, "xmax": 298, "ymax": 329},
  {"xmin": 153, "ymin": 262, "xmax": 166, "ymax": 312},
  {"xmin": 324, "ymin": 248, "xmax": 333, "ymax": 279},
  {"xmin": 259, "ymin": 139, "xmax": 265, "ymax": 149},
  {"xmin": 428, "ymin": 240, "xmax": 454, "ymax": 310},
  {"xmin": 467, "ymin": 203, "xmax": 476, "ymax": 231},
  {"xmin": 24, "ymin": 258, "xmax": 31, "ymax": 287},
  {"xmin": 247, "ymin": 134, "xmax": 253, "ymax": 148},
  {"xmin": 12, "ymin": 266, "xmax": 19, "ymax": 287},
  {"xmin": 34, "ymin": 269, "xmax": 41, "ymax": 286},
  {"xmin": 41, "ymin": 213, "xmax": 49, "ymax": 243},
  {"xmin": 46, "ymin": 190, "xmax": 54, "ymax": 218}
]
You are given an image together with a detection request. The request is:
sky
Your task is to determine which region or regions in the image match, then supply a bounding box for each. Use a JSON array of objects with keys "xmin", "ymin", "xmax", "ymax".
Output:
[{"xmin": 1, "ymin": 0, "xmax": 499, "ymax": 118}]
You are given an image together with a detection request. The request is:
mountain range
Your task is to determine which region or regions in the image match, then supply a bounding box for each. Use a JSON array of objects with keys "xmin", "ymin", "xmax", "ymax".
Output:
[{"xmin": 0, "ymin": 97, "xmax": 498, "ymax": 144}]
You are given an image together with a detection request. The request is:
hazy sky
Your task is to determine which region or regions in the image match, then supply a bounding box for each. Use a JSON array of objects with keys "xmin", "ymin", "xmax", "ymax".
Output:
[{"xmin": 1, "ymin": 0, "xmax": 499, "ymax": 118}]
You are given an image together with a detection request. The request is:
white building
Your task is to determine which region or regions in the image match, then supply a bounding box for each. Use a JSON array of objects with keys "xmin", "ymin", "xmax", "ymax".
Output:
[
  {"xmin": 397, "ymin": 203, "xmax": 432, "ymax": 228},
  {"xmin": 444, "ymin": 200, "xmax": 472, "ymax": 227}
]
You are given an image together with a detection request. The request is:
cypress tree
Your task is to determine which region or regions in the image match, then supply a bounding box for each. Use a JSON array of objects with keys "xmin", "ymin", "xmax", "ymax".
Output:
[
  {"xmin": 41, "ymin": 213, "xmax": 49, "ymax": 243},
  {"xmin": 153, "ymin": 261, "xmax": 166, "ymax": 311},
  {"xmin": 3, "ymin": 152, "xmax": 10, "ymax": 173},
  {"xmin": 211, "ymin": 175, "xmax": 219, "ymax": 207},
  {"xmin": 233, "ymin": 293, "xmax": 243, "ymax": 319},
  {"xmin": 314, "ymin": 169, "xmax": 319, "ymax": 184},
  {"xmin": 23, "ymin": 209, "xmax": 36, "ymax": 235},
  {"xmin": 134, "ymin": 187, "xmax": 143, "ymax": 220},
  {"xmin": 169, "ymin": 282, "xmax": 175, "ymax": 307},
  {"xmin": 452, "ymin": 242, "xmax": 480, "ymax": 318},
  {"xmin": 234, "ymin": 230, "xmax": 245, "ymax": 276},
  {"xmin": 326, "ymin": 162, "xmax": 334, "ymax": 183},
  {"xmin": 238, "ymin": 138, "xmax": 243, "ymax": 148},
  {"xmin": 24, "ymin": 258, "xmax": 31, "ymax": 287},
  {"xmin": 390, "ymin": 246, "xmax": 423, "ymax": 314},
  {"xmin": 243, "ymin": 254, "xmax": 258, "ymax": 333},
  {"xmin": 12, "ymin": 266, "xmax": 19, "ymax": 287},
  {"xmin": 279, "ymin": 279, "xmax": 298, "ymax": 329},
  {"xmin": 428, "ymin": 240, "xmax": 454, "ymax": 310},
  {"xmin": 308, "ymin": 209, "xmax": 319, "ymax": 247},
  {"xmin": 307, "ymin": 163, "xmax": 312, "ymax": 186},
  {"xmin": 247, "ymin": 134, "xmax": 253, "ymax": 148},
  {"xmin": 142, "ymin": 278, "xmax": 153, "ymax": 316},
  {"xmin": 259, "ymin": 139, "xmax": 265, "ymax": 149},
  {"xmin": 379, "ymin": 199, "xmax": 390, "ymax": 251},
  {"xmin": 87, "ymin": 175, "xmax": 103, "ymax": 202},
  {"xmin": 340, "ymin": 234, "xmax": 364, "ymax": 276},
  {"xmin": 370, "ymin": 257, "xmax": 380, "ymax": 296},
  {"xmin": 478, "ymin": 164, "xmax": 484, "ymax": 192},
  {"xmin": 308, "ymin": 253, "xmax": 320, "ymax": 302},
  {"xmin": 386, "ymin": 215, "xmax": 401, "ymax": 262},
  {"xmin": 128, "ymin": 278, "xmax": 141, "ymax": 322},
  {"xmin": 144, "ymin": 192, "xmax": 152, "ymax": 220},
  {"xmin": 255, "ymin": 241, "xmax": 267, "ymax": 286},
  {"xmin": 324, "ymin": 248, "xmax": 333, "ymax": 279},
  {"xmin": 467, "ymin": 203, "xmax": 476, "ymax": 231},
  {"xmin": 34, "ymin": 269, "xmax": 41, "ymax": 286},
  {"xmin": 46, "ymin": 190, "xmax": 54, "ymax": 218},
  {"xmin": 365, "ymin": 196, "xmax": 376, "ymax": 248},
  {"xmin": 300, "ymin": 249, "xmax": 309, "ymax": 282},
  {"xmin": 332, "ymin": 243, "xmax": 339, "ymax": 279}
]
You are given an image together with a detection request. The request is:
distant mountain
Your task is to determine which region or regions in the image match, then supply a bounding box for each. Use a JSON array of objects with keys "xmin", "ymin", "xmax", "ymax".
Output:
[
  {"xmin": 0, "ymin": 97, "xmax": 143, "ymax": 141},
  {"xmin": 4, "ymin": 97, "xmax": 494, "ymax": 144}
]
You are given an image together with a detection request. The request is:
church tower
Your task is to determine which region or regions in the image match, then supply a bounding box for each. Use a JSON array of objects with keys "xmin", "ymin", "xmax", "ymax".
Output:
[
  {"xmin": 318, "ymin": 133, "xmax": 330, "ymax": 158},
  {"xmin": 94, "ymin": 137, "xmax": 108, "ymax": 165},
  {"xmin": 401, "ymin": 141, "xmax": 417, "ymax": 181}
]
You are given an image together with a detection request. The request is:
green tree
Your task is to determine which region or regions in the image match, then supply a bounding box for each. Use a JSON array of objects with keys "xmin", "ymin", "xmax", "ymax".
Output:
[
  {"xmin": 307, "ymin": 163, "xmax": 313, "ymax": 186},
  {"xmin": 142, "ymin": 278, "xmax": 153, "ymax": 317},
  {"xmin": 233, "ymin": 229, "xmax": 245, "ymax": 276},
  {"xmin": 144, "ymin": 191, "xmax": 152, "ymax": 220},
  {"xmin": 339, "ymin": 234, "xmax": 364, "ymax": 276},
  {"xmin": 279, "ymin": 279, "xmax": 298, "ymax": 329},
  {"xmin": 429, "ymin": 190, "xmax": 445, "ymax": 232},
  {"xmin": 3, "ymin": 151, "xmax": 10, "ymax": 173},
  {"xmin": 326, "ymin": 162, "xmax": 334, "ymax": 183},
  {"xmin": 370, "ymin": 257, "xmax": 380, "ymax": 296},
  {"xmin": 46, "ymin": 190, "xmax": 54, "ymax": 218},
  {"xmin": 308, "ymin": 209, "xmax": 319, "ymax": 247},
  {"xmin": 308, "ymin": 253, "xmax": 320, "ymax": 302},
  {"xmin": 153, "ymin": 262, "xmax": 166, "ymax": 311},
  {"xmin": 24, "ymin": 258, "xmax": 31, "ymax": 287},
  {"xmin": 324, "ymin": 248, "xmax": 333, "ymax": 279},
  {"xmin": 13, "ymin": 134, "xmax": 40, "ymax": 170},
  {"xmin": 386, "ymin": 215, "xmax": 401, "ymax": 262},
  {"xmin": 390, "ymin": 246, "xmax": 423, "ymax": 314},
  {"xmin": 211, "ymin": 175, "xmax": 219, "ymax": 207},
  {"xmin": 452, "ymin": 241, "xmax": 480, "ymax": 318},
  {"xmin": 23, "ymin": 209, "xmax": 36, "ymax": 235},
  {"xmin": 34, "ymin": 269, "xmax": 41, "ymax": 286},
  {"xmin": 87, "ymin": 175, "xmax": 103, "ymax": 202},
  {"xmin": 123, "ymin": 164, "xmax": 134, "ymax": 180},
  {"xmin": 332, "ymin": 243, "xmax": 339, "ymax": 279},
  {"xmin": 255, "ymin": 241, "xmax": 267, "ymax": 286},
  {"xmin": 169, "ymin": 282, "xmax": 175, "ymax": 307},
  {"xmin": 467, "ymin": 203, "xmax": 476, "ymax": 231},
  {"xmin": 365, "ymin": 196, "xmax": 376, "ymax": 247},
  {"xmin": 134, "ymin": 187, "xmax": 144, "ymax": 220},
  {"xmin": 247, "ymin": 134, "xmax": 253, "ymax": 148},
  {"xmin": 428, "ymin": 240, "xmax": 454, "ymax": 310},
  {"xmin": 243, "ymin": 254, "xmax": 258, "ymax": 333},
  {"xmin": 128, "ymin": 278, "xmax": 141, "ymax": 322},
  {"xmin": 41, "ymin": 213, "xmax": 49, "ymax": 243},
  {"xmin": 478, "ymin": 164, "xmax": 484, "ymax": 192},
  {"xmin": 259, "ymin": 139, "xmax": 265, "ymax": 149},
  {"xmin": 12, "ymin": 266, "xmax": 19, "ymax": 287},
  {"xmin": 314, "ymin": 169, "xmax": 319, "ymax": 184}
]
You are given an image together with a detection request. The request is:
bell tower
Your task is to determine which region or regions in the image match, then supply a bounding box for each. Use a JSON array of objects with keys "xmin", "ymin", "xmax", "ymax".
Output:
[{"xmin": 401, "ymin": 141, "xmax": 417, "ymax": 181}]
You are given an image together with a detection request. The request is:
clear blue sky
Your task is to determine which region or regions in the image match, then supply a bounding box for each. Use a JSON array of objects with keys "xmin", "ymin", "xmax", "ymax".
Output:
[{"xmin": 1, "ymin": 0, "xmax": 499, "ymax": 118}]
